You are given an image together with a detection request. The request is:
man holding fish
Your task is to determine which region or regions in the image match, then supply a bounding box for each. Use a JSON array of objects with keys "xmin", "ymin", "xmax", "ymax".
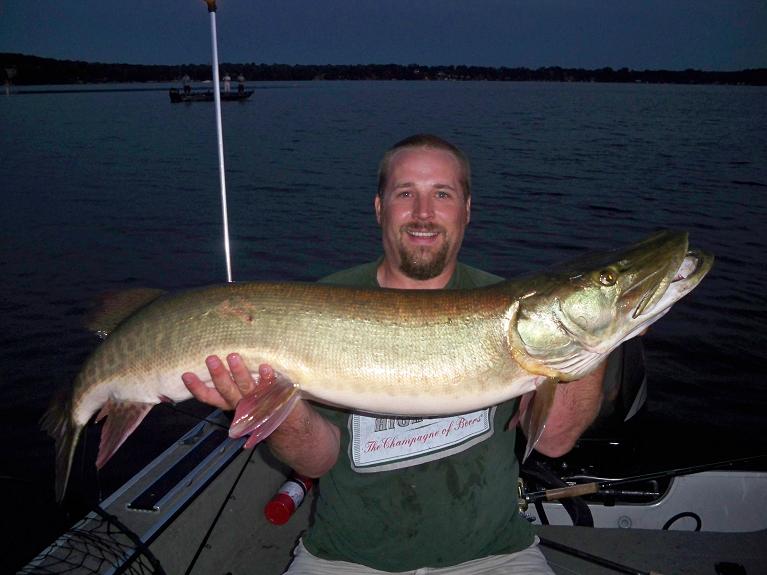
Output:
[{"xmin": 183, "ymin": 134, "xmax": 604, "ymax": 574}]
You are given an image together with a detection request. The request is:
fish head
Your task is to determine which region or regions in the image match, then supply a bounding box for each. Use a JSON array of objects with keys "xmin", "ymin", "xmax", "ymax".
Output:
[{"xmin": 509, "ymin": 230, "xmax": 714, "ymax": 381}]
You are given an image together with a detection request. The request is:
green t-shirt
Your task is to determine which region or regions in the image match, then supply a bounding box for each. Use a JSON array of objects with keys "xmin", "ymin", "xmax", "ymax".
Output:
[{"xmin": 301, "ymin": 260, "xmax": 535, "ymax": 571}]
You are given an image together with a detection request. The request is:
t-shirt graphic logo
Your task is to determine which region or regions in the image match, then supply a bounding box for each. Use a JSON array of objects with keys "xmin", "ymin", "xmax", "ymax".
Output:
[{"xmin": 348, "ymin": 408, "xmax": 496, "ymax": 473}]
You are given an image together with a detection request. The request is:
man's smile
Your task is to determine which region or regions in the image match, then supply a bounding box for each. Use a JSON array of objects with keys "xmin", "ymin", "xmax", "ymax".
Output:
[{"xmin": 403, "ymin": 225, "xmax": 443, "ymax": 243}]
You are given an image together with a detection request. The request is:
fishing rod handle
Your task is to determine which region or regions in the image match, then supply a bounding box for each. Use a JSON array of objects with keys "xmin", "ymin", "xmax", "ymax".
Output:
[{"xmin": 543, "ymin": 482, "xmax": 600, "ymax": 501}]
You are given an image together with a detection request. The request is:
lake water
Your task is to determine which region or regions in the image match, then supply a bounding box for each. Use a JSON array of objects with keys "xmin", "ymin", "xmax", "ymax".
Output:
[{"xmin": 1, "ymin": 81, "xmax": 766, "ymax": 568}]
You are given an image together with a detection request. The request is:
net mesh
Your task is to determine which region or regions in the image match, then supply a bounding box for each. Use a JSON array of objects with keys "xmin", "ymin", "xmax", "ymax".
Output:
[{"xmin": 19, "ymin": 506, "xmax": 165, "ymax": 575}]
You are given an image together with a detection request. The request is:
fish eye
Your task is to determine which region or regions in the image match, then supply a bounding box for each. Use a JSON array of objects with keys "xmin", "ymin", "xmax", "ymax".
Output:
[{"xmin": 598, "ymin": 269, "xmax": 618, "ymax": 286}]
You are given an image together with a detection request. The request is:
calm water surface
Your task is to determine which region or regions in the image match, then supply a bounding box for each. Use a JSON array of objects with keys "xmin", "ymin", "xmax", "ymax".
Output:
[{"xmin": 1, "ymin": 81, "xmax": 766, "ymax": 567}]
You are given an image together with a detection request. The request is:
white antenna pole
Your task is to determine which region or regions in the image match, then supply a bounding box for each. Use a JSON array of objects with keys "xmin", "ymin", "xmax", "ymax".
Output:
[{"xmin": 205, "ymin": 0, "xmax": 233, "ymax": 282}]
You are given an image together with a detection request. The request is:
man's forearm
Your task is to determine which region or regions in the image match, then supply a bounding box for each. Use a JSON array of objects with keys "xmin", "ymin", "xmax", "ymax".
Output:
[
  {"xmin": 534, "ymin": 362, "xmax": 605, "ymax": 458},
  {"xmin": 266, "ymin": 399, "xmax": 341, "ymax": 477}
]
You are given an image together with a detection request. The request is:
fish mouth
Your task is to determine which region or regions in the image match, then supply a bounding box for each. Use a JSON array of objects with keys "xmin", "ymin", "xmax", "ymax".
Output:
[
  {"xmin": 673, "ymin": 250, "xmax": 708, "ymax": 286},
  {"xmin": 633, "ymin": 248, "xmax": 713, "ymax": 319}
]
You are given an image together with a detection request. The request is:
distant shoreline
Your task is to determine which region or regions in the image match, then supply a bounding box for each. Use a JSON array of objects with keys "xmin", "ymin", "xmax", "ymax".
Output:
[
  {"xmin": 13, "ymin": 86, "xmax": 170, "ymax": 94},
  {"xmin": 2, "ymin": 52, "xmax": 765, "ymax": 86}
]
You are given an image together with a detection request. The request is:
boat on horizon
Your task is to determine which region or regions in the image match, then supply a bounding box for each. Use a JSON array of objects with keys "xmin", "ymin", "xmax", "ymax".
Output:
[{"xmin": 169, "ymin": 87, "xmax": 253, "ymax": 103}]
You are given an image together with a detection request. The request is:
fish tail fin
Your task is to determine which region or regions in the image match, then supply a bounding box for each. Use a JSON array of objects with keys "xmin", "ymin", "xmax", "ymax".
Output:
[
  {"xmin": 95, "ymin": 400, "xmax": 154, "ymax": 469},
  {"xmin": 40, "ymin": 388, "xmax": 83, "ymax": 503},
  {"xmin": 521, "ymin": 377, "xmax": 558, "ymax": 462},
  {"xmin": 229, "ymin": 372, "xmax": 300, "ymax": 449}
]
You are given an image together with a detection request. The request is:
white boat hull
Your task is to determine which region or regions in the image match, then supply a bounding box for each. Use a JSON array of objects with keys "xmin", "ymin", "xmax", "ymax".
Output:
[{"xmin": 525, "ymin": 470, "xmax": 767, "ymax": 532}]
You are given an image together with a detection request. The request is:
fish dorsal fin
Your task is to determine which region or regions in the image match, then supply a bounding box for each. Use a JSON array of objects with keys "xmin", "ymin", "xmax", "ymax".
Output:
[{"xmin": 86, "ymin": 288, "xmax": 166, "ymax": 339}]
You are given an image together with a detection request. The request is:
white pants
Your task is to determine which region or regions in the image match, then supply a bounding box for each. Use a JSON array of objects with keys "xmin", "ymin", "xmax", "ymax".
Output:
[{"xmin": 284, "ymin": 538, "xmax": 555, "ymax": 575}]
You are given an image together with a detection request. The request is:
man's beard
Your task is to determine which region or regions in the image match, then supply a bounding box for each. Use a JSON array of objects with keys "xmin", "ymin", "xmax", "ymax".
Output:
[{"xmin": 397, "ymin": 229, "xmax": 451, "ymax": 281}]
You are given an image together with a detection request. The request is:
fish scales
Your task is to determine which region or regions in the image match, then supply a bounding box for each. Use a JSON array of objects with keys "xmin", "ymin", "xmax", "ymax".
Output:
[{"xmin": 73, "ymin": 282, "xmax": 526, "ymax": 426}]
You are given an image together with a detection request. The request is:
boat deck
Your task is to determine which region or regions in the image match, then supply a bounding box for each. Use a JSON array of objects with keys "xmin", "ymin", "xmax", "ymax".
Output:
[
  {"xmin": 23, "ymin": 414, "xmax": 767, "ymax": 575},
  {"xmin": 151, "ymin": 449, "xmax": 767, "ymax": 575}
]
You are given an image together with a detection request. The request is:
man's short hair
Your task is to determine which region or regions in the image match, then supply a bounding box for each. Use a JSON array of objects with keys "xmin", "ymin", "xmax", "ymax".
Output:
[{"xmin": 377, "ymin": 134, "xmax": 472, "ymax": 200}]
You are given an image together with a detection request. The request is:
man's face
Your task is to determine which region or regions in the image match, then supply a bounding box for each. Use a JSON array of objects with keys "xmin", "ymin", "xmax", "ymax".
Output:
[{"xmin": 375, "ymin": 147, "xmax": 471, "ymax": 281}]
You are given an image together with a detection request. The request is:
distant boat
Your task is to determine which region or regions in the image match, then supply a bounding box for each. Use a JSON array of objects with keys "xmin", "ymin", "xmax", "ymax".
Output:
[{"xmin": 169, "ymin": 87, "xmax": 253, "ymax": 103}]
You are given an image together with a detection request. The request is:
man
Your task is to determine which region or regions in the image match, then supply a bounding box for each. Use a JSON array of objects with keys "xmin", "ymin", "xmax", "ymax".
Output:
[{"xmin": 183, "ymin": 134, "xmax": 604, "ymax": 573}]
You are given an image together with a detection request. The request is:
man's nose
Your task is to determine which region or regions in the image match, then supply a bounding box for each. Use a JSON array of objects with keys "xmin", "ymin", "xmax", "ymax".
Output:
[{"xmin": 413, "ymin": 194, "xmax": 434, "ymax": 219}]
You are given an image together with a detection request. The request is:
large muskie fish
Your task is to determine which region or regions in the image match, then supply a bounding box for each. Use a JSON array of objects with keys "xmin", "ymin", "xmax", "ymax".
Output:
[{"xmin": 44, "ymin": 230, "xmax": 712, "ymax": 501}]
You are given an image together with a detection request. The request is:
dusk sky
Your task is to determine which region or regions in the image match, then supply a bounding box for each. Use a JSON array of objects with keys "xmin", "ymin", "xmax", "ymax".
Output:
[{"xmin": 1, "ymin": 1, "xmax": 765, "ymax": 71}]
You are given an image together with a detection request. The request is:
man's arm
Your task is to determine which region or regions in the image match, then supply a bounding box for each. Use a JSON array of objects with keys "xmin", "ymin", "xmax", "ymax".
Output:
[
  {"xmin": 182, "ymin": 354, "xmax": 340, "ymax": 477},
  {"xmin": 527, "ymin": 361, "xmax": 606, "ymax": 458}
]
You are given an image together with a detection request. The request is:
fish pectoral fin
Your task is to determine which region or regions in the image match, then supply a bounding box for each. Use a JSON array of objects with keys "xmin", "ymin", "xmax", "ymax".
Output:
[
  {"xmin": 96, "ymin": 401, "xmax": 154, "ymax": 469},
  {"xmin": 229, "ymin": 371, "xmax": 300, "ymax": 449},
  {"xmin": 521, "ymin": 377, "xmax": 558, "ymax": 462}
]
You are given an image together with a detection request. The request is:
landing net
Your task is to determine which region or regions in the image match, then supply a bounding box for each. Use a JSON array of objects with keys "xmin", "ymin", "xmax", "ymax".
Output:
[{"xmin": 19, "ymin": 506, "xmax": 165, "ymax": 575}]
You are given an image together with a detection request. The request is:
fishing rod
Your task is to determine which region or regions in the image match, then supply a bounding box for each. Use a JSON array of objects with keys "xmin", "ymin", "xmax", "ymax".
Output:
[
  {"xmin": 524, "ymin": 454, "xmax": 766, "ymax": 504},
  {"xmin": 204, "ymin": 0, "xmax": 233, "ymax": 283},
  {"xmin": 530, "ymin": 454, "xmax": 764, "ymax": 575},
  {"xmin": 184, "ymin": 5, "xmax": 245, "ymax": 573}
]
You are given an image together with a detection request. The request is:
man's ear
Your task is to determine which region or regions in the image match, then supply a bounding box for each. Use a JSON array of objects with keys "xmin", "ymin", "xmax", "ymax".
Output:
[
  {"xmin": 465, "ymin": 196, "xmax": 471, "ymax": 225},
  {"xmin": 374, "ymin": 194, "xmax": 382, "ymax": 225}
]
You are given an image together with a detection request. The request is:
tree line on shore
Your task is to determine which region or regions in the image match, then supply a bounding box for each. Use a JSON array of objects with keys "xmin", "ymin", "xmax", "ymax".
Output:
[{"xmin": 2, "ymin": 53, "xmax": 765, "ymax": 86}]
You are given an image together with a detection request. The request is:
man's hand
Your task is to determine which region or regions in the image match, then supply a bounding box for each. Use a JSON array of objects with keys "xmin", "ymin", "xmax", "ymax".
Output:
[
  {"xmin": 182, "ymin": 353, "xmax": 271, "ymax": 410},
  {"xmin": 182, "ymin": 354, "xmax": 341, "ymax": 477}
]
